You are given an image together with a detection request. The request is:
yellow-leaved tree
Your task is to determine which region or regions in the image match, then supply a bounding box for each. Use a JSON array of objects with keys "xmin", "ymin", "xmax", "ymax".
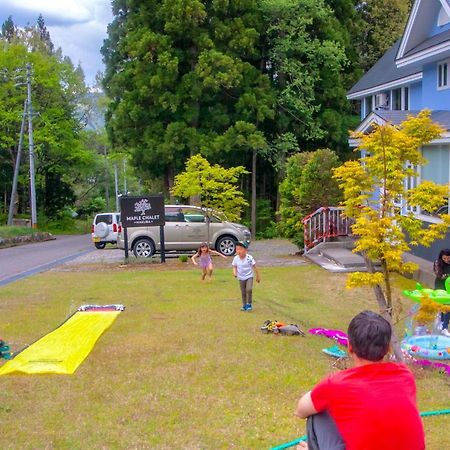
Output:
[{"xmin": 333, "ymin": 110, "xmax": 450, "ymax": 361}]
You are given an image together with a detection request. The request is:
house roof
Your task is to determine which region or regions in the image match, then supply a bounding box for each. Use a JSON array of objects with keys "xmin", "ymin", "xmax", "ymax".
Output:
[
  {"xmin": 349, "ymin": 110, "xmax": 450, "ymax": 146},
  {"xmin": 397, "ymin": 0, "xmax": 450, "ymax": 66},
  {"xmin": 403, "ymin": 28, "xmax": 450, "ymax": 58},
  {"xmin": 347, "ymin": 41, "xmax": 422, "ymax": 98},
  {"xmin": 354, "ymin": 110, "xmax": 450, "ymax": 136},
  {"xmin": 375, "ymin": 110, "xmax": 450, "ymax": 130}
]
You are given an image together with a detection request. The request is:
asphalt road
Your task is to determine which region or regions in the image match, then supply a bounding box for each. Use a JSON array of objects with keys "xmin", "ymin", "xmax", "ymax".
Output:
[{"xmin": 0, "ymin": 234, "xmax": 93, "ymax": 286}]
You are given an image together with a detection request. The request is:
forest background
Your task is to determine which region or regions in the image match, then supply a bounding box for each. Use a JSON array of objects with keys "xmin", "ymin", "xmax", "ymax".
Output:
[{"xmin": 0, "ymin": 0, "xmax": 413, "ymax": 239}]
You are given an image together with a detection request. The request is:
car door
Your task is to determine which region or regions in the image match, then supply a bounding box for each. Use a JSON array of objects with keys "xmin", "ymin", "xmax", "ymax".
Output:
[
  {"xmin": 161, "ymin": 208, "xmax": 183, "ymax": 250},
  {"xmin": 182, "ymin": 208, "xmax": 208, "ymax": 249}
]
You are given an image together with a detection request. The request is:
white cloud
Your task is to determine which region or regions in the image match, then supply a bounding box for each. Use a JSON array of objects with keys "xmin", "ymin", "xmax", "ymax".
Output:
[
  {"xmin": 1, "ymin": 0, "xmax": 93, "ymax": 24},
  {"xmin": 0, "ymin": 0, "xmax": 113, "ymax": 86}
]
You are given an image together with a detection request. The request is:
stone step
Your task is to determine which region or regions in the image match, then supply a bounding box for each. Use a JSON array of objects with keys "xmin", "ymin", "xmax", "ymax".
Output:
[{"xmin": 320, "ymin": 248, "xmax": 367, "ymax": 268}]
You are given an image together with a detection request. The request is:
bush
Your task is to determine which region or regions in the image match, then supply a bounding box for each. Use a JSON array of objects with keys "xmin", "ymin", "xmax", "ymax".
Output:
[
  {"xmin": 179, "ymin": 255, "xmax": 189, "ymax": 263},
  {"xmin": 77, "ymin": 197, "xmax": 107, "ymax": 219},
  {"xmin": 277, "ymin": 149, "xmax": 342, "ymax": 248},
  {"xmin": 40, "ymin": 207, "xmax": 76, "ymax": 234}
]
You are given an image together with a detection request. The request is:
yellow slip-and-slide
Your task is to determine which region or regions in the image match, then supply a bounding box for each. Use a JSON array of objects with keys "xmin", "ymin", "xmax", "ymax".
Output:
[{"xmin": 0, "ymin": 305, "xmax": 124, "ymax": 375}]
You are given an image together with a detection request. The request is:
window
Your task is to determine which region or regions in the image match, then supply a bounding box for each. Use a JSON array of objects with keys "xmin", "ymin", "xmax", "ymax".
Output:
[
  {"xmin": 392, "ymin": 88, "xmax": 402, "ymax": 110},
  {"xmin": 403, "ymin": 87, "xmax": 409, "ymax": 110},
  {"xmin": 95, "ymin": 214, "xmax": 113, "ymax": 225},
  {"xmin": 438, "ymin": 61, "xmax": 449, "ymax": 89},
  {"xmin": 422, "ymin": 145, "xmax": 450, "ymax": 185}
]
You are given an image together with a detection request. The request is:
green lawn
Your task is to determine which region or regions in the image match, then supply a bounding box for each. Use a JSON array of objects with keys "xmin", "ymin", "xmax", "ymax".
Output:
[{"xmin": 0, "ymin": 265, "xmax": 448, "ymax": 449}]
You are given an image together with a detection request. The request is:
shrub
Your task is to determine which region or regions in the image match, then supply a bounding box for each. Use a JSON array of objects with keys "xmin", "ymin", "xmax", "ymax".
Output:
[{"xmin": 277, "ymin": 149, "xmax": 342, "ymax": 248}]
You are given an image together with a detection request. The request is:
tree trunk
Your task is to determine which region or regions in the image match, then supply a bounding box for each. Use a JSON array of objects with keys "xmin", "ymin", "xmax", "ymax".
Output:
[
  {"xmin": 166, "ymin": 166, "xmax": 175, "ymax": 201},
  {"xmin": 363, "ymin": 255, "xmax": 404, "ymax": 362},
  {"xmin": 251, "ymin": 148, "xmax": 257, "ymax": 238}
]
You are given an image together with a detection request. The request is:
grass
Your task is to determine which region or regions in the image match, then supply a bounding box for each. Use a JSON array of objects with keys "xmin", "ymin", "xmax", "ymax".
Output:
[
  {"xmin": 0, "ymin": 265, "xmax": 448, "ymax": 449},
  {"xmin": 0, "ymin": 218, "xmax": 92, "ymax": 240},
  {"xmin": 0, "ymin": 225, "xmax": 38, "ymax": 239}
]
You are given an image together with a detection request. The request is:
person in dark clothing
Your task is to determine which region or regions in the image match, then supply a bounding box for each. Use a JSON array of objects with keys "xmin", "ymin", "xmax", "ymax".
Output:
[{"xmin": 433, "ymin": 248, "xmax": 450, "ymax": 337}]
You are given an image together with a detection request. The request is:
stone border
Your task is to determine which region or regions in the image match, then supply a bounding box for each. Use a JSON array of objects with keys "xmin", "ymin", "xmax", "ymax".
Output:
[{"xmin": 0, "ymin": 232, "xmax": 55, "ymax": 249}]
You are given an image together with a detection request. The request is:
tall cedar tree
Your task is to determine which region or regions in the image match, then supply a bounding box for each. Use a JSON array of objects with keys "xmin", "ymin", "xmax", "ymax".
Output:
[{"xmin": 102, "ymin": 0, "xmax": 274, "ymax": 194}]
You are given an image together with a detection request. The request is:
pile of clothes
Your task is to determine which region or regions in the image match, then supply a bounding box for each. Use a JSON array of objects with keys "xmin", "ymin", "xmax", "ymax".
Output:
[{"xmin": 260, "ymin": 320, "xmax": 305, "ymax": 336}]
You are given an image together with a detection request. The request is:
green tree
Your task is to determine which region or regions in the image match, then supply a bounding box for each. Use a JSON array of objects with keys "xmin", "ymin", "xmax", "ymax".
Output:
[
  {"xmin": 0, "ymin": 16, "xmax": 99, "ymax": 222},
  {"xmin": 171, "ymin": 154, "xmax": 248, "ymax": 223},
  {"xmin": 278, "ymin": 148, "xmax": 342, "ymax": 248},
  {"xmin": 262, "ymin": 0, "xmax": 351, "ymax": 153},
  {"xmin": 357, "ymin": 0, "xmax": 411, "ymax": 72},
  {"xmin": 1, "ymin": 16, "xmax": 16, "ymax": 43},
  {"xmin": 333, "ymin": 111, "xmax": 450, "ymax": 361},
  {"xmin": 102, "ymin": 0, "xmax": 274, "ymax": 187}
]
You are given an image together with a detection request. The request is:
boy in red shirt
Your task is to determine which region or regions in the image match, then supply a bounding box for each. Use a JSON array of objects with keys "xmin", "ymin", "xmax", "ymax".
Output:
[{"xmin": 295, "ymin": 311, "xmax": 425, "ymax": 450}]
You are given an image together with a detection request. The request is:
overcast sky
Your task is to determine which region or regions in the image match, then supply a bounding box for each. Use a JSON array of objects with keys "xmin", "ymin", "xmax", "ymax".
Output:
[{"xmin": 0, "ymin": 0, "xmax": 113, "ymax": 86}]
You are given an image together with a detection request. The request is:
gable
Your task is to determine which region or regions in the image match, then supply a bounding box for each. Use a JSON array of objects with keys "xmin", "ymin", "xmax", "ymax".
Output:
[{"xmin": 398, "ymin": 0, "xmax": 450, "ymax": 60}]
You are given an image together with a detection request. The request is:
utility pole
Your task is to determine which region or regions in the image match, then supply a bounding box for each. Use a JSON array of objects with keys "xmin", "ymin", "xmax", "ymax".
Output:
[
  {"xmin": 123, "ymin": 159, "xmax": 127, "ymax": 195},
  {"xmin": 114, "ymin": 163, "xmax": 119, "ymax": 211},
  {"xmin": 26, "ymin": 63, "xmax": 37, "ymax": 228},
  {"xmin": 104, "ymin": 145, "xmax": 109, "ymax": 210},
  {"xmin": 7, "ymin": 99, "xmax": 27, "ymax": 225}
]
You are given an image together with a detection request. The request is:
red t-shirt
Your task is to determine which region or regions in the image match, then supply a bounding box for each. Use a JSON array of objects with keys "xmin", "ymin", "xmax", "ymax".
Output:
[{"xmin": 311, "ymin": 362, "xmax": 425, "ymax": 450}]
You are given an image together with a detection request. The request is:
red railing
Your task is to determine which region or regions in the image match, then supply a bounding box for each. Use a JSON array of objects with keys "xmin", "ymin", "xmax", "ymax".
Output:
[{"xmin": 302, "ymin": 207, "xmax": 353, "ymax": 253}]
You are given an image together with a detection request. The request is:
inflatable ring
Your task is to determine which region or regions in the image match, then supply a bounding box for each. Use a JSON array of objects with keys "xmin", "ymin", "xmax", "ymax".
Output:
[
  {"xmin": 402, "ymin": 335, "xmax": 450, "ymax": 360},
  {"xmin": 403, "ymin": 279, "xmax": 450, "ymax": 305}
]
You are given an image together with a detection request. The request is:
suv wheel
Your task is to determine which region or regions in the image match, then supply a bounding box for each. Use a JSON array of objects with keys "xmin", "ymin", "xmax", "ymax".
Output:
[
  {"xmin": 216, "ymin": 236, "xmax": 237, "ymax": 256},
  {"xmin": 95, "ymin": 242, "xmax": 106, "ymax": 249},
  {"xmin": 133, "ymin": 238, "xmax": 155, "ymax": 258}
]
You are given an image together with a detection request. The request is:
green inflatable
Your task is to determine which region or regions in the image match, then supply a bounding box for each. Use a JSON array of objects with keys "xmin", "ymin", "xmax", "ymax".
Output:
[{"xmin": 403, "ymin": 277, "xmax": 450, "ymax": 305}]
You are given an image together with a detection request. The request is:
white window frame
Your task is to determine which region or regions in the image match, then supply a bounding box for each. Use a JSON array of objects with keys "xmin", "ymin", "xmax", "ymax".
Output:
[{"xmin": 437, "ymin": 60, "xmax": 450, "ymax": 90}]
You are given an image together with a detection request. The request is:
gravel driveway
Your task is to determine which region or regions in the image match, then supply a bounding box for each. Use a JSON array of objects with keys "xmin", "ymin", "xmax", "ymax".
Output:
[{"xmin": 62, "ymin": 238, "xmax": 307, "ymax": 269}]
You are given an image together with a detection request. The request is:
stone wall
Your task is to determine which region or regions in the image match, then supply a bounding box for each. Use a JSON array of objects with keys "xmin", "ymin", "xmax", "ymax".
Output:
[{"xmin": 0, "ymin": 232, "xmax": 55, "ymax": 248}]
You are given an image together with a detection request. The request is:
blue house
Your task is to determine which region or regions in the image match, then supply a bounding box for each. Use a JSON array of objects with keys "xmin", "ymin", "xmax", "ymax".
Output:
[{"xmin": 348, "ymin": 0, "xmax": 450, "ymax": 261}]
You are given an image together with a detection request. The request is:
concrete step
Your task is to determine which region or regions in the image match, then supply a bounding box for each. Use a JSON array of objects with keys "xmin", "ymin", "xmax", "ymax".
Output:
[{"xmin": 320, "ymin": 247, "xmax": 367, "ymax": 268}]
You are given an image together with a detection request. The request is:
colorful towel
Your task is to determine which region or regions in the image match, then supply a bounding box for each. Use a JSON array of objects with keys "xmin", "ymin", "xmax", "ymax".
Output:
[{"xmin": 309, "ymin": 328, "xmax": 349, "ymax": 346}]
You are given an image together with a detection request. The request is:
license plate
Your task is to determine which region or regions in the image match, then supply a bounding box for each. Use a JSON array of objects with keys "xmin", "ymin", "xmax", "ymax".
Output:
[{"xmin": 92, "ymin": 237, "xmax": 100, "ymax": 243}]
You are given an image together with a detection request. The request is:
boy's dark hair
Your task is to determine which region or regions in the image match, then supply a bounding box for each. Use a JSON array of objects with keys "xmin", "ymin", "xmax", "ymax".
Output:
[{"xmin": 347, "ymin": 311, "xmax": 391, "ymax": 361}]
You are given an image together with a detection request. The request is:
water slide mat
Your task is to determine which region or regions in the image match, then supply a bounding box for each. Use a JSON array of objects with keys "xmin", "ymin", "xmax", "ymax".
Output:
[{"xmin": 0, "ymin": 305, "xmax": 124, "ymax": 375}]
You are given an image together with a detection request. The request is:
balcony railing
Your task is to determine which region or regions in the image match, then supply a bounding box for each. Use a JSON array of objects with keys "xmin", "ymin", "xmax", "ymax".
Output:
[{"xmin": 302, "ymin": 207, "xmax": 354, "ymax": 253}]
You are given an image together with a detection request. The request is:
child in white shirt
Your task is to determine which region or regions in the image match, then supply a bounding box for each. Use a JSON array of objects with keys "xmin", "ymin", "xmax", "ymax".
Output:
[{"xmin": 232, "ymin": 241, "xmax": 261, "ymax": 311}]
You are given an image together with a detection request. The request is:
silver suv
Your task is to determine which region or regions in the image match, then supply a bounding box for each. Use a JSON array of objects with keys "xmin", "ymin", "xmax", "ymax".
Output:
[
  {"xmin": 117, "ymin": 205, "xmax": 251, "ymax": 257},
  {"xmin": 91, "ymin": 213, "xmax": 121, "ymax": 249}
]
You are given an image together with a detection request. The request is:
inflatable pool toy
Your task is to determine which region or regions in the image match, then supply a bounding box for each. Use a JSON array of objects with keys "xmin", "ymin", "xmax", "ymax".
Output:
[
  {"xmin": 402, "ymin": 334, "xmax": 450, "ymax": 360},
  {"xmin": 403, "ymin": 279, "xmax": 450, "ymax": 306}
]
